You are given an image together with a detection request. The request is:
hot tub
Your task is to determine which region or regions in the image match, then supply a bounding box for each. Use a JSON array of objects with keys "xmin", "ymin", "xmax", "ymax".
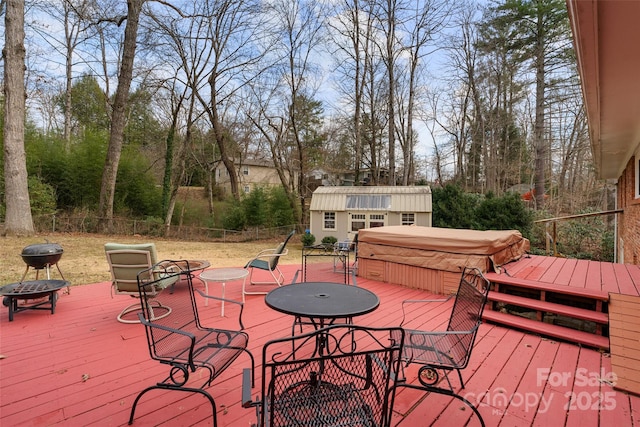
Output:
[{"xmin": 357, "ymin": 226, "xmax": 529, "ymax": 294}]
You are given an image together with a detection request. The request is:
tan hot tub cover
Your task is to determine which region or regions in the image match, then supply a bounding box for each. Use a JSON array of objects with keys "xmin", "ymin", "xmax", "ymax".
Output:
[{"xmin": 357, "ymin": 226, "xmax": 529, "ymax": 273}]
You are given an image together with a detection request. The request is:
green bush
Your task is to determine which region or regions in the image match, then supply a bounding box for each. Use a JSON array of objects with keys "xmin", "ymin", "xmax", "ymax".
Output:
[
  {"xmin": 475, "ymin": 191, "xmax": 534, "ymax": 238},
  {"xmin": 431, "ymin": 184, "xmax": 480, "ymax": 229},
  {"xmin": 432, "ymin": 184, "xmax": 534, "ymax": 239},
  {"xmin": 27, "ymin": 130, "xmax": 106, "ymax": 210},
  {"xmin": 321, "ymin": 236, "xmax": 338, "ymax": 247},
  {"xmin": 115, "ymin": 146, "xmax": 163, "ymax": 217},
  {"xmin": 28, "ymin": 176, "xmax": 57, "ymax": 216},
  {"xmin": 240, "ymin": 186, "xmax": 296, "ymax": 229},
  {"xmin": 554, "ymin": 210, "xmax": 614, "ymax": 262},
  {"xmin": 221, "ymin": 200, "xmax": 246, "ymax": 231},
  {"xmin": 266, "ymin": 186, "xmax": 295, "ymax": 227},
  {"xmin": 243, "ymin": 187, "xmax": 268, "ymax": 226},
  {"xmin": 24, "ymin": 130, "xmax": 162, "ymax": 218},
  {"xmin": 301, "ymin": 233, "xmax": 316, "ymax": 246}
]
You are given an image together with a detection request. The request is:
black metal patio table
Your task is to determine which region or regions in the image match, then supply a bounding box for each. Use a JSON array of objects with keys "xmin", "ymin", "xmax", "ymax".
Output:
[
  {"xmin": 266, "ymin": 282, "xmax": 379, "ymax": 356},
  {"xmin": 266, "ymin": 282, "xmax": 379, "ymax": 327}
]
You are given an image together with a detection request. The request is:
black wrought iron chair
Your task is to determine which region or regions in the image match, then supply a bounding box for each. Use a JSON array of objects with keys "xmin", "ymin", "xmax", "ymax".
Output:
[
  {"xmin": 242, "ymin": 324, "xmax": 405, "ymax": 427},
  {"xmin": 129, "ymin": 260, "xmax": 255, "ymax": 426},
  {"xmin": 392, "ymin": 267, "xmax": 490, "ymax": 427},
  {"xmin": 244, "ymin": 230, "xmax": 295, "ymax": 290}
]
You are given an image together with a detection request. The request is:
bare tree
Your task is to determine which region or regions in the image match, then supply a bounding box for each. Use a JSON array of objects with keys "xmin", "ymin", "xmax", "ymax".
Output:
[
  {"xmin": 382, "ymin": 0, "xmax": 398, "ymax": 185},
  {"xmin": 247, "ymin": 0, "xmax": 326, "ymax": 224},
  {"xmin": 329, "ymin": 0, "xmax": 375, "ymax": 186},
  {"xmin": 97, "ymin": 0, "xmax": 145, "ymax": 232},
  {"xmin": 395, "ymin": 0, "xmax": 455, "ymax": 185},
  {"xmin": 152, "ymin": 0, "xmax": 266, "ymax": 201},
  {"xmin": 31, "ymin": 0, "xmax": 95, "ymax": 148},
  {"xmin": 3, "ymin": 0, "xmax": 34, "ymax": 236},
  {"xmin": 200, "ymin": 0, "xmax": 265, "ymax": 201},
  {"xmin": 548, "ymin": 77, "xmax": 593, "ymax": 212},
  {"xmin": 146, "ymin": 6, "xmax": 215, "ymax": 222}
]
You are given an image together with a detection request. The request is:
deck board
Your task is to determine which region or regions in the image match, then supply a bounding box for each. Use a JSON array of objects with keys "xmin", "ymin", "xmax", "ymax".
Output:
[
  {"xmin": 538, "ymin": 257, "xmax": 566, "ymax": 284},
  {"xmin": 1, "ymin": 261, "xmax": 639, "ymax": 426},
  {"xmin": 613, "ymin": 263, "xmax": 640, "ymax": 295},
  {"xmin": 526, "ymin": 256, "xmax": 557, "ymax": 281},
  {"xmin": 508, "ymin": 338, "xmax": 561, "ymax": 423},
  {"xmin": 567, "ymin": 259, "xmax": 590, "ymax": 290},
  {"xmin": 627, "ymin": 266, "xmax": 640, "ymax": 296},
  {"xmin": 585, "ymin": 259, "xmax": 605, "ymax": 291},
  {"xmin": 553, "ymin": 258, "xmax": 579, "ymax": 286}
]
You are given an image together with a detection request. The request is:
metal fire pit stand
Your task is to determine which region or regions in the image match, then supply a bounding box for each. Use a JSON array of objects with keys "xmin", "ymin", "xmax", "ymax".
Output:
[{"xmin": 0, "ymin": 280, "xmax": 70, "ymax": 321}]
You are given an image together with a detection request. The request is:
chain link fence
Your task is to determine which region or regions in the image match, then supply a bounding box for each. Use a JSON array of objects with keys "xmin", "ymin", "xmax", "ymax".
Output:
[{"xmin": 28, "ymin": 214, "xmax": 295, "ymax": 243}]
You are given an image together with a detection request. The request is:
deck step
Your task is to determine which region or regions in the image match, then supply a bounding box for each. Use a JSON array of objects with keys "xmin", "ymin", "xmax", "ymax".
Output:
[
  {"xmin": 482, "ymin": 310, "xmax": 609, "ymax": 350},
  {"xmin": 486, "ymin": 274, "xmax": 609, "ymax": 301},
  {"xmin": 487, "ymin": 291, "xmax": 609, "ymax": 324}
]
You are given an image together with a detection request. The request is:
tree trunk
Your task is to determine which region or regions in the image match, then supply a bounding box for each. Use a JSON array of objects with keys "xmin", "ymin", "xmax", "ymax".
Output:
[
  {"xmin": 386, "ymin": 0, "xmax": 396, "ymax": 186},
  {"xmin": 209, "ymin": 77, "xmax": 239, "ymax": 200},
  {"xmin": 97, "ymin": 0, "xmax": 144, "ymax": 232},
  {"xmin": 3, "ymin": 0, "xmax": 34, "ymax": 237},
  {"xmin": 533, "ymin": 12, "xmax": 546, "ymax": 210},
  {"xmin": 63, "ymin": 0, "xmax": 73, "ymax": 150}
]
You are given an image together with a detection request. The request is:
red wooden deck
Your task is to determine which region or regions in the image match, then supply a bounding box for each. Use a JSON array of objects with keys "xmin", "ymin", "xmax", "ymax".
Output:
[
  {"xmin": 490, "ymin": 254, "xmax": 640, "ymax": 296},
  {"xmin": 2, "ymin": 262, "xmax": 640, "ymax": 426}
]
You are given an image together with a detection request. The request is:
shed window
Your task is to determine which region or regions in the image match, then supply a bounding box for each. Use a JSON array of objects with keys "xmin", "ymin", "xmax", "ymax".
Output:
[
  {"xmin": 350, "ymin": 214, "xmax": 366, "ymax": 232},
  {"xmin": 324, "ymin": 212, "xmax": 336, "ymax": 230},
  {"xmin": 402, "ymin": 213, "xmax": 415, "ymax": 225},
  {"xmin": 346, "ymin": 194, "xmax": 391, "ymax": 210},
  {"xmin": 369, "ymin": 214, "xmax": 385, "ymax": 228}
]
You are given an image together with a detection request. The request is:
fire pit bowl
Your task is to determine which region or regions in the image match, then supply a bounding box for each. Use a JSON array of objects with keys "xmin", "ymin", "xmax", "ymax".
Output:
[
  {"xmin": 21, "ymin": 243, "xmax": 64, "ymax": 269},
  {"xmin": 0, "ymin": 279, "xmax": 69, "ymax": 321}
]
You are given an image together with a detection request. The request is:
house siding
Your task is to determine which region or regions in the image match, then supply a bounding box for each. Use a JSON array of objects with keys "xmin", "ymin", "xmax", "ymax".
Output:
[
  {"xmin": 215, "ymin": 160, "xmax": 291, "ymax": 195},
  {"xmin": 618, "ymin": 155, "xmax": 640, "ymax": 265}
]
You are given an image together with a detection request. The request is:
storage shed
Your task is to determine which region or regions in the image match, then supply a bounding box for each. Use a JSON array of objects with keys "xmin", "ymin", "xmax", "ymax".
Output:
[{"xmin": 308, "ymin": 186, "xmax": 432, "ymax": 242}]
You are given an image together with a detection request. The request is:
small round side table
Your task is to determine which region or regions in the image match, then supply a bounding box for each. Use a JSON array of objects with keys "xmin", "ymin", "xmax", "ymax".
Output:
[{"xmin": 199, "ymin": 268, "xmax": 249, "ymax": 316}]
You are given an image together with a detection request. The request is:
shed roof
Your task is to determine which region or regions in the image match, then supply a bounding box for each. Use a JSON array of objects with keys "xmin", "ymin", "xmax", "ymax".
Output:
[{"xmin": 310, "ymin": 186, "xmax": 432, "ymax": 212}]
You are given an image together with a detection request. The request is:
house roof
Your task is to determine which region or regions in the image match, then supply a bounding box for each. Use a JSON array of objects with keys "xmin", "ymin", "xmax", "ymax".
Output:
[
  {"xmin": 566, "ymin": 0, "xmax": 640, "ymax": 179},
  {"xmin": 310, "ymin": 186, "xmax": 432, "ymax": 212},
  {"xmin": 217, "ymin": 158, "xmax": 274, "ymax": 168}
]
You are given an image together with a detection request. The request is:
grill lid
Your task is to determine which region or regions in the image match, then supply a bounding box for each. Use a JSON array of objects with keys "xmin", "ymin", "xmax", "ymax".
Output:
[
  {"xmin": 21, "ymin": 243, "xmax": 64, "ymax": 257},
  {"xmin": 21, "ymin": 243, "xmax": 64, "ymax": 269}
]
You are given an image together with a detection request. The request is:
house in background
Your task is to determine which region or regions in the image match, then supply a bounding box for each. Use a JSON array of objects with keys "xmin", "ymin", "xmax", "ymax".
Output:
[
  {"xmin": 307, "ymin": 168, "xmax": 355, "ymax": 193},
  {"xmin": 215, "ymin": 159, "xmax": 293, "ymax": 196},
  {"xmin": 306, "ymin": 167, "xmax": 392, "ymax": 194},
  {"xmin": 567, "ymin": 0, "xmax": 640, "ymax": 265},
  {"xmin": 308, "ymin": 186, "xmax": 432, "ymax": 242}
]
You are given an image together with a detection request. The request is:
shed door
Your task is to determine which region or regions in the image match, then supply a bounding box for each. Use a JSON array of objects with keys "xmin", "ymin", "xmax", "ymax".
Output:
[{"xmin": 348, "ymin": 212, "xmax": 387, "ymax": 234}]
